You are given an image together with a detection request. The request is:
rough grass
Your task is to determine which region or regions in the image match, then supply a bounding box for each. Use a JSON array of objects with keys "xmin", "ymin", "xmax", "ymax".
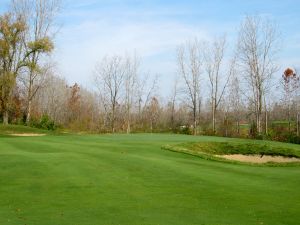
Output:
[
  {"xmin": 162, "ymin": 140, "xmax": 300, "ymax": 166},
  {"xmin": 163, "ymin": 141, "xmax": 300, "ymax": 157},
  {"xmin": 0, "ymin": 124, "xmax": 67, "ymax": 137},
  {"xmin": 0, "ymin": 124, "xmax": 47, "ymax": 134},
  {"xmin": 0, "ymin": 127, "xmax": 300, "ymax": 224}
]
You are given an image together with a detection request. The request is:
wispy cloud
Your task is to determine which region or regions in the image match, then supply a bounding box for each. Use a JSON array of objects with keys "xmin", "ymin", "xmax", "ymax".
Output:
[
  {"xmin": 26, "ymin": 0, "xmax": 300, "ymax": 94},
  {"xmin": 54, "ymin": 7, "xmax": 215, "ymax": 90}
]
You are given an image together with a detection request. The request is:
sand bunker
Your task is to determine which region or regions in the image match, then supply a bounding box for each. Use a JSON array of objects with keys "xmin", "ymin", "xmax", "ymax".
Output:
[
  {"xmin": 216, "ymin": 154, "xmax": 300, "ymax": 163},
  {"xmin": 10, "ymin": 133, "xmax": 46, "ymax": 137}
]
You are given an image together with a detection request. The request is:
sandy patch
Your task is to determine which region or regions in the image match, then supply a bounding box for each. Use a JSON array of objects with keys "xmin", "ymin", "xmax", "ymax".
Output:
[
  {"xmin": 10, "ymin": 133, "xmax": 46, "ymax": 137},
  {"xmin": 216, "ymin": 154, "xmax": 300, "ymax": 163}
]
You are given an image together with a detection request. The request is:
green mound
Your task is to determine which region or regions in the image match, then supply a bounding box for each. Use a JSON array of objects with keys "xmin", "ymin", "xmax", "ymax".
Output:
[{"xmin": 162, "ymin": 141, "xmax": 300, "ymax": 165}]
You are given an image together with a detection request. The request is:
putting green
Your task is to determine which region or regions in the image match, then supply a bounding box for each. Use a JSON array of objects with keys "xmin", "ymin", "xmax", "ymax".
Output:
[{"xmin": 0, "ymin": 133, "xmax": 299, "ymax": 225}]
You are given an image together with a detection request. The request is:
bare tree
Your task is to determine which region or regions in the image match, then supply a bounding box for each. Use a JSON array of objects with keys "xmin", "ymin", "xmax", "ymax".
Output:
[
  {"xmin": 136, "ymin": 73, "xmax": 158, "ymax": 129},
  {"xmin": 124, "ymin": 53, "xmax": 139, "ymax": 133},
  {"xmin": 11, "ymin": 0, "xmax": 60, "ymax": 124},
  {"xmin": 146, "ymin": 96, "xmax": 160, "ymax": 133},
  {"xmin": 237, "ymin": 15, "xmax": 279, "ymax": 134},
  {"xmin": 177, "ymin": 39, "xmax": 203, "ymax": 135},
  {"xmin": 169, "ymin": 77, "xmax": 178, "ymax": 130},
  {"xmin": 95, "ymin": 55, "xmax": 125, "ymax": 133},
  {"xmin": 205, "ymin": 36, "xmax": 232, "ymax": 133},
  {"xmin": 228, "ymin": 62, "xmax": 243, "ymax": 135},
  {"xmin": 33, "ymin": 70, "xmax": 68, "ymax": 124},
  {"xmin": 282, "ymin": 68, "xmax": 299, "ymax": 133}
]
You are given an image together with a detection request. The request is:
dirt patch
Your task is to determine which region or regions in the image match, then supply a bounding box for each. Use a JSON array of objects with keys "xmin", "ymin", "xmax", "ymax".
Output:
[
  {"xmin": 10, "ymin": 133, "xmax": 46, "ymax": 137},
  {"xmin": 216, "ymin": 154, "xmax": 300, "ymax": 163}
]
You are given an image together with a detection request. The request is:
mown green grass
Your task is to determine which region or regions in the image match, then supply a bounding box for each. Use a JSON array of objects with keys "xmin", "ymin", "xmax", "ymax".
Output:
[{"xmin": 0, "ymin": 128, "xmax": 299, "ymax": 224}]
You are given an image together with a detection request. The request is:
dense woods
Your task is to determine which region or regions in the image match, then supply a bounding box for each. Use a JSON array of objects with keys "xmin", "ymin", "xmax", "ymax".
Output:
[{"xmin": 0, "ymin": 0, "xmax": 299, "ymax": 143}]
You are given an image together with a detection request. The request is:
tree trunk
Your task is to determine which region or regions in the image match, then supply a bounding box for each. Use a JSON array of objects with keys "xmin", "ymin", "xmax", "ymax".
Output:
[
  {"xmin": 297, "ymin": 113, "xmax": 300, "ymax": 136},
  {"xmin": 126, "ymin": 119, "xmax": 130, "ymax": 134},
  {"xmin": 138, "ymin": 98, "xmax": 142, "ymax": 130},
  {"xmin": 26, "ymin": 99, "xmax": 32, "ymax": 125},
  {"xmin": 126, "ymin": 104, "xmax": 131, "ymax": 134},
  {"xmin": 288, "ymin": 104, "xmax": 291, "ymax": 133},
  {"xmin": 224, "ymin": 116, "xmax": 228, "ymax": 137},
  {"xmin": 171, "ymin": 108, "xmax": 175, "ymax": 131},
  {"xmin": 256, "ymin": 94, "xmax": 263, "ymax": 135},
  {"xmin": 193, "ymin": 106, "xmax": 197, "ymax": 135},
  {"xmin": 3, "ymin": 110, "xmax": 8, "ymax": 125},
  {"xmin": 111, "ymin": 109, "xmax": 115, "ymax": 133},
  {"xmin": 236, "ymin": 120, "xmax": 240, "ymax": 135},
  {"xmin": 198, "ymin": 98, "xmax": 201, "ymax": 132},
  {"xmin": 256, "ymin": 101, "xmax": 259, "ymax": 134},
  {"xmin": 257, "ymin": 112, "xmax": 262, "ymax": 135},
  {"xmin": 111, "ymin": 102, "xmax": 116, "ymax": 133},
  {"xmin": 212, "ymin": 100, "xmax": 216, "ymax": 133},
  {"xmin": 265, "ymin": 109, "xmax": 268, "ymax": 135}
]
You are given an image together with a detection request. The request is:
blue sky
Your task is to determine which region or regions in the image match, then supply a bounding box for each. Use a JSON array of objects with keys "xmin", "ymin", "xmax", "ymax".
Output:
[{"xmin": 1, "ymin": 0, "xmax": 300, "ymax": 94}]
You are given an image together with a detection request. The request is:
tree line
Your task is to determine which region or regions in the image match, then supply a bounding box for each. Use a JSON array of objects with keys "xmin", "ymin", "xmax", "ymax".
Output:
[{"xmin": 0, "ymin": 0, "xmax": 299, "ymax": 143}]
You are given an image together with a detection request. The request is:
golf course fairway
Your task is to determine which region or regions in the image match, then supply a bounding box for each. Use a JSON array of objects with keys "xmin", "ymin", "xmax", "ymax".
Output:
[{"xmin": 0, "ymin": 133, "xmax": 299, "ymax": 225}]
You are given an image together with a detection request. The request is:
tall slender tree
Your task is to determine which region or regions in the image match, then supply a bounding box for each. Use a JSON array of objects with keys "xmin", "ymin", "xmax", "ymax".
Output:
[
  {"xmin": 177, "ymin": 39, "xmax": 203, "ymax": 135},
  {"xmin": 282, "ymin": 68, "xmax": 299, "ymax": 133},
  {"xmin": 124, "ymin": 54, "xmax": 139, "ymax": 134},
  {"xmin": 205, "ymin": 36, "xmax": 231, "ymax": 133},
  {"xmin": 237, "ymin": 16, "xmax": 279, "ymax": 134},
  {"xmin": 95, "ymin": 55, "xmax": 125, "ymax": 133}
]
